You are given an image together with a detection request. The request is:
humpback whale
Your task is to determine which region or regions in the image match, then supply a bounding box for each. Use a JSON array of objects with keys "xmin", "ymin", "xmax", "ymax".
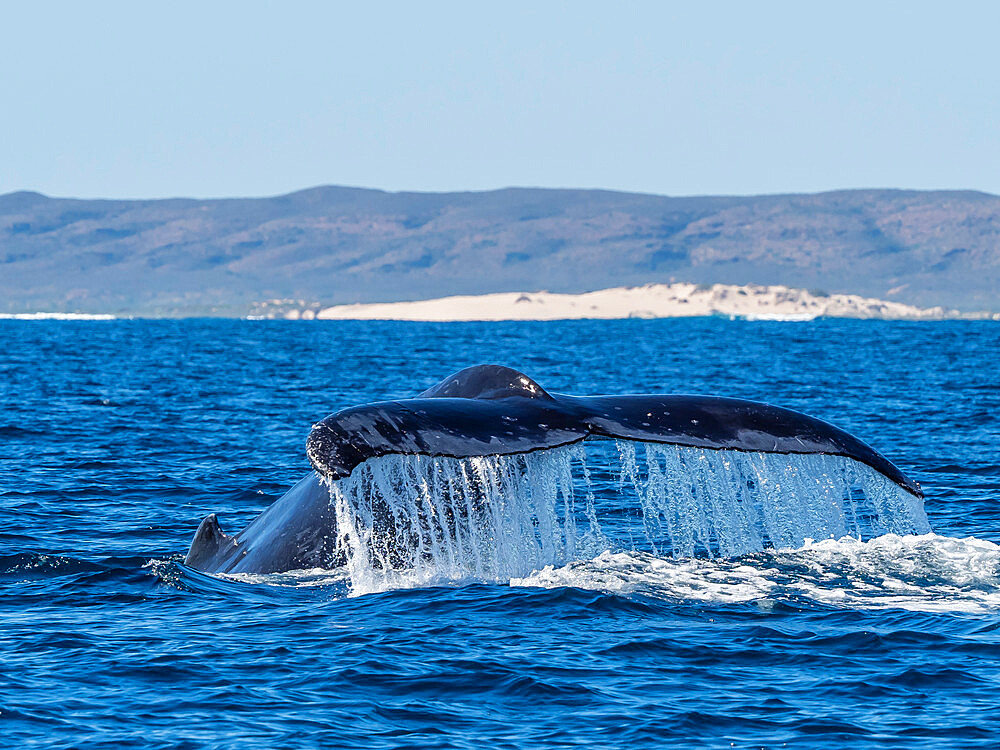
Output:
[{"xmin": 185, "ymin": 364, "xmax": 924, "ymax": 576}]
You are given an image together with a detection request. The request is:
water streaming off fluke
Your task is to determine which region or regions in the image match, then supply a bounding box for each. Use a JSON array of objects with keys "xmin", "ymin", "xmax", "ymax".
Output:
[{"xmin": 327, "ymin": 440, "xmax": 931, "ymax": 595}]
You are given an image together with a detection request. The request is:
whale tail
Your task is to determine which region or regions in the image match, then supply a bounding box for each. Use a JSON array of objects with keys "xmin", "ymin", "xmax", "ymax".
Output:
[
  {"xmin": 186, "ymin": 365, "xmax": 927, "ymax": 578},
  {"xmin": 307, "ymin": 364, "xmax": 922, "ymax": 498}
]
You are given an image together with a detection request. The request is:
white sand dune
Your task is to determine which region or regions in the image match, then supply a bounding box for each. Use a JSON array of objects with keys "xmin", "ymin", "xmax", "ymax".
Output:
[{"xmin": 292, "ymin": 283, "xmax": 974, "ymax": 322}]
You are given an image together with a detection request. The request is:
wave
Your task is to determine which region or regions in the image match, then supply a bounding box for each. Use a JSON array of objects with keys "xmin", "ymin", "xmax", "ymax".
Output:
[
  {"xmin": 151, "ymin": 558, "xmax": 350, "ymax": 602},
  {"xmin": 735, "ymin": 312, "xmax": 820, "ymax": 322},
  {"xmin": 512, "ymin": 534, "xmax": 1000, "ymax": 613},
  {"xmin": 153, "ymin": 534, "xmax": 1000, "ymax": 615},
  {"xmin": 0, "ymin": 552, "xmax": 106, "ymax": 578}
]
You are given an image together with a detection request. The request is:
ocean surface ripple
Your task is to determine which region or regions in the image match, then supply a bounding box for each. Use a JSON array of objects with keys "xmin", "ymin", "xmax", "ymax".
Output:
[{"xmin": 2, "ymin": 318, "xmax": 999, "ymax": 749}]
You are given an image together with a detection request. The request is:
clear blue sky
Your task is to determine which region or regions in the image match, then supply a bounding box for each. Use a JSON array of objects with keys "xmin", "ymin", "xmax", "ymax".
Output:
[{"xmin": 2, "ymin": 1, "xmax": 998, "ymax": 199}]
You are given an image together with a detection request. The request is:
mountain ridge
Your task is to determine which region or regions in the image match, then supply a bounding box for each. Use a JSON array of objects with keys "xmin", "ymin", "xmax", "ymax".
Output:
[{"xmin": 1, "ymin": 185, "xmax": 997, "ymax": 315}]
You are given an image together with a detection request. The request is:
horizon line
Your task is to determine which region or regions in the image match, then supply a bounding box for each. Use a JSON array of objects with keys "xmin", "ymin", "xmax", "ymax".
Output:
[{"xmin": 3, "ymin": 184, "xmax": 999, "ymax": 204}]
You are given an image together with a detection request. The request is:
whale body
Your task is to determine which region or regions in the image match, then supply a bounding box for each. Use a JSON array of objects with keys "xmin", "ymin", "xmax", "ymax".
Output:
[{"xmin": 185, "ymin": 364, "xmax": 922, "ymax": 575}]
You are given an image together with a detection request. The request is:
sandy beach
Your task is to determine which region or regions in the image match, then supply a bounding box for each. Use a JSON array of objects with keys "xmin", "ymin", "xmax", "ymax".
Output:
[{"xmin": 281, "ymin": 283, "xmax": 983, "ymax": 322}]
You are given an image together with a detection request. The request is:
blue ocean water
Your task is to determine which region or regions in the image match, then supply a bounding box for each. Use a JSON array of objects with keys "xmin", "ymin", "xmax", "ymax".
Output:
[{"xmin": 2, "ymin": 318, "xmax": 1000, "ymax": 749}]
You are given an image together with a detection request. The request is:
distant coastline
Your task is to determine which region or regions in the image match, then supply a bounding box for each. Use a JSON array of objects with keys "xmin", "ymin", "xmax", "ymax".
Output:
[
  {"xmin": 3, "ymin": 186, "xmax": 999, "ymax": 315},
  {"xmin": 0, "ymin": 282, "xmax": 1000, "ymax": 322},
  {"xmin": 249, "ymin": 283, "xmax": 1000, "ymax": 322},
  {"xmin": 6, "ymin": 283, "xmax": 997, "ymax": 321},
  {"xmin": 0, "ymin": 312, "xmax": 117, "ymax": 320}
]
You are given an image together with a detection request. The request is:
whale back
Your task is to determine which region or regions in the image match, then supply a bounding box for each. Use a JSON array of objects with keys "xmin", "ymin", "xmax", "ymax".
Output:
[{"xmin": 185, "ymin": 473, "xmax": 342, "ymax": 574}]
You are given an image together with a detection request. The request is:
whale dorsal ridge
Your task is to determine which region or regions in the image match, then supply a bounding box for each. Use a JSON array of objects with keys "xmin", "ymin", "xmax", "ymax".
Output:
[
  {"xmin": 184, "ymin": 513, "xmax": 234, "ymax": 570},
  {"xmin": 417, "ymin": 364, "xmax": 555, "ymax": 401}
]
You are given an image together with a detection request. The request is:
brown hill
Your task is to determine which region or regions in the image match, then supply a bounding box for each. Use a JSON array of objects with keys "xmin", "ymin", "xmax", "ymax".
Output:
[{"xmin": 0, "ymin": 186, "xmax": 997, "ymax": 315}]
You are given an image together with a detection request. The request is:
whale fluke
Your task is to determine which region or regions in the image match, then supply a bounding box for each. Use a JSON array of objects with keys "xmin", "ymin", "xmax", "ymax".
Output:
[
  {"xmin": 185, "ymin": 365, "xmax": 926, "ymax": 577},
  {"xmin": 307, "ymin": 364, "xmax": 922, "ymax": 497}
]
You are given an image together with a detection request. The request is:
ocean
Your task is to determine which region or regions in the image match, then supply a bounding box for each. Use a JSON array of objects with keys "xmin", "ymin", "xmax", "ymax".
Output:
[{"xmin": 2, "ymin": 318, "xmax": 999, "ymax": 748}]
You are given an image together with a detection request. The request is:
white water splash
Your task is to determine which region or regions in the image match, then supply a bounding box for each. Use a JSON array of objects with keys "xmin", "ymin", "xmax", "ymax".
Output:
[
  {"xmin": 512, "ymin": 534, "xmax": 1000, "ymax": 614},
  {"xmin": 326, "ymin": 441, "xmax": 931, "ymax": 596},
  {"xmin": 618, "ymin": 442, "xmax": 929, "ymax": 557},
  {"xmin": 329, "ymin": 446, "xmax": 605, "ymax": 595}
]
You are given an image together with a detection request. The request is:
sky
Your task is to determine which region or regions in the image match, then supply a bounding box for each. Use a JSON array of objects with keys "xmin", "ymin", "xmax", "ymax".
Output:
[{"xmin": 2, "ymin": 1, "xmax": 998, "ymax": 199}]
